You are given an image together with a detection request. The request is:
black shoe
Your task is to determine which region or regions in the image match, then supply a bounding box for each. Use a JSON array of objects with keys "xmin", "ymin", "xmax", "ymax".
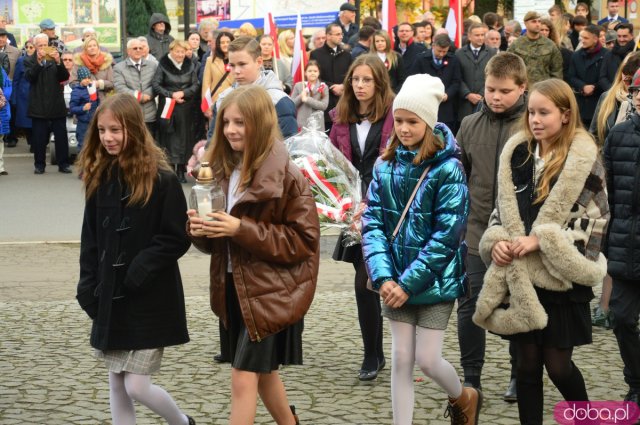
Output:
[
  {"xmin": 5, "ymin": 140, "xmax": 17, "ymax": 147},
  {"xmin": 186, "ymin": 415, "xmax": 196, "ymax": 425},
  {"xmin": 58, "ymin": 166, "xmax": 72, "ymax": 174},
  {"xmin": 624, "ymin": 389, "xmax": 640, "ymax": 403},
  {"xmin": 0, "ymin": 171, "xmax": 7, "ymax": 175},
  {"xmin": 503, "ymin": 378, "xmax": 517, "ymax": 402},
  {"xmin": 213, "ymin": 353, "xmax": 229, "ymax": 363},
  {"xmin": 359, "ymin": 358, "xmax": 386, "ymax": 381},
  {"xmin": 34, "ymin": 168, "xmax": 45, "ymax": 174}
]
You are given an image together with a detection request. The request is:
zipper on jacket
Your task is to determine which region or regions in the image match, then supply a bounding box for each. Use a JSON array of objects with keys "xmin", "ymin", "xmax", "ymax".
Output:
[
  {"xmin": 400, "ymin": 164, "xmax": 413, "ymax": 271},
  {"xmin": 491, "ymin": 120, "xmax": 504, "ymax": 211},
  {"xmin": 628, "ymin": 163, "xmax": 640, "ymax": 277},
  {"xmin": 235, "ymin": 248, "xmax": 262, "ymax": 342}
]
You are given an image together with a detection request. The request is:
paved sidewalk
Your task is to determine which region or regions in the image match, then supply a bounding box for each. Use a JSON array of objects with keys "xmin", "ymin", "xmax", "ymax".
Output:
[{"xmin": 0, "ymin": 243, "xmax": 627, "ymax": 424}]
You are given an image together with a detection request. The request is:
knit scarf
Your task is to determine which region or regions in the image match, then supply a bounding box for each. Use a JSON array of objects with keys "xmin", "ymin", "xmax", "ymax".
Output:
[{"xmin": 80, "ymin": 52, "xmax": 106, "ymax": 75}]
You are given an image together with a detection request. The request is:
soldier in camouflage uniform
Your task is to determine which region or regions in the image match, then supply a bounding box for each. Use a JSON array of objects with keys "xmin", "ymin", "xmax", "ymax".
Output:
[{"xmin": 508, "ymin": 11, "xmax": 563, "ymax": 87}]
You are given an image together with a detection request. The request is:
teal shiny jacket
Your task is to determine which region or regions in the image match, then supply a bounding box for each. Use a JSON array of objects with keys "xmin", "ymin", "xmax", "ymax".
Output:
[{"xmin": 361, "ymin": 123, "xmax": 469, "ymax": 305}]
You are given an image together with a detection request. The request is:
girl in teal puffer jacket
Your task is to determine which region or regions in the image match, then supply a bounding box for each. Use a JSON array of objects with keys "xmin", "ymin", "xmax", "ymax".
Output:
[{"xmin": 361, "ymin": 74, "xmax": 479, "ymax": 425}]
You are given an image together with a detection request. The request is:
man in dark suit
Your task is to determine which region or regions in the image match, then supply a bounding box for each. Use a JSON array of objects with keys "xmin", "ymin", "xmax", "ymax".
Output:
[
  {"xmin": 310, "ymin": 23, "xmax": 353, "ymax": 131},
  {"xmin": 598, "ymin": 22, "xmax": 634, "ymax": 91},
  {"xmin": 394, "ymin": 22, "xmax": 427, "ymax": 73},
  {"xmin": 569, "ymin": 24, "xmax": 608, "ymax": 129},
  {"xmin": 409, "ymin": 33, "xmax": 462, "ymax": 132},
  {"xmin": 598, "ymin": 0, "xmax": 629, "ymax": 30},
  {"xmin": 456, "ymin": 23, "xmax": 497, "ymax": 121}
]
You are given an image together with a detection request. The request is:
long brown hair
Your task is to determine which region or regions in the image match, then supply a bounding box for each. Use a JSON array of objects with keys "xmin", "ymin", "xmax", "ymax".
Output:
[
  {"xmin": 204, "ymin": 85, "xmax": 281, "ymax": 191},
  {"xmin": 523, "ymin": 79, "xmax": 592, "ymax": 204},
  {"xmin": 370, "ymin": 30, "xmax": 399, "ymax": 69},
  {"xmin": 334, "ymin": 54, "xmax": 395, "ymax": 124},
  {"xmin": 76, "ymin": 93, "xmax": 171, "ymax": 206}
]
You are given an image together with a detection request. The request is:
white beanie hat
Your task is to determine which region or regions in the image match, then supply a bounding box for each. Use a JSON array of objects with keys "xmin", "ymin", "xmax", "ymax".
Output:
[{"xmin": 393, "ymin": 74, "xmax": 444, "ymax": 130}]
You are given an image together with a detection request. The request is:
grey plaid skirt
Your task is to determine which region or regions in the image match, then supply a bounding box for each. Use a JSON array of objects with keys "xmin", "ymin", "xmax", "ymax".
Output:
[
  {"xmin": 95, "ymin": 348, "xmax": 164, "ymax": 375},
  {"xmin": 382, "ymin": 301, "xmax": 455, "ymax": 330}
]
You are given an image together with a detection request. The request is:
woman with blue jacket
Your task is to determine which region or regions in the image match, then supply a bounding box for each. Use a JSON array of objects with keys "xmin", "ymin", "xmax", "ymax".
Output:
[{"xmin": 361, "ymin": 74, "xmax": 479, "ymax": 425}]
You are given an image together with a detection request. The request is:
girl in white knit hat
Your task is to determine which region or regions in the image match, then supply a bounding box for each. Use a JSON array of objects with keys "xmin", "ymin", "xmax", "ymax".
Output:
[{"xmin": 361, "ymin": 73, "xmax": 481, "ymax": 425}]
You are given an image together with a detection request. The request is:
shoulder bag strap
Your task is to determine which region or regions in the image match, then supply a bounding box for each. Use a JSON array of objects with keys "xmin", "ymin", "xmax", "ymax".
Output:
[
  {"xmin": 390, "ymin": 165, "xmax": 431, "ymax": 242},
  {"xmin": 210, "ymin": 70, "xmax": 230, "ymax": 97}
]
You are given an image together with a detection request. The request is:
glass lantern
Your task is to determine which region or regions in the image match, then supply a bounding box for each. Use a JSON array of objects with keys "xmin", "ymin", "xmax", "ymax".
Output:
[{"xmin": 189, "ymin": 162, "xmax": 226, "ymax": 221}]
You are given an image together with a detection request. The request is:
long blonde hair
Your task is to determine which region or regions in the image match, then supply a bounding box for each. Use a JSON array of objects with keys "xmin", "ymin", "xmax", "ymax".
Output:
[
  {"xmin": 278, "ymin": 29, "xmax": 294, "ymax": 58},
  {"xmin": 596, "ymin": 51, "xmax": 640, "ymax": 143},
  {"xmin": 381, "ymin": 125, "xmax": 444, "ymax": 165},
  {"xmin": 524, "ymin": 79, "xmax": 590, "ymax": 204},
  {"xmin": 370, "ymin": 30, "xmax": 398, "ymax": 69},
  {"xmin": 204, "ymin": 86, "xmax": 281, "ymax": 191},
  {"xmin": 77, "ymin": 94, "xmax": 171, "ymax": 206}
]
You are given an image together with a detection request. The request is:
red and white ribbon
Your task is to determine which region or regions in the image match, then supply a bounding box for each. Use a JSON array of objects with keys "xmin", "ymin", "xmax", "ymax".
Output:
[
  {"xmin": 160, "ymin": 97, "xmax": 176, "ymax": 120},
  {"xmin": 298, "ymin": 155, "xmax": 353, "ymax": 222},
  {"xmin": 133, "ymin": 90, "xmax": 143, "ymax": 102}
]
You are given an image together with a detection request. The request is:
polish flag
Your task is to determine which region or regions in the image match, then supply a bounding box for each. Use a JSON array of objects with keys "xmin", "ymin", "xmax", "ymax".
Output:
[
  {"xmin": 265, "ymin": 12, "xmax": 280, "ymax": 59},
  {"xmin": 200, "ymin": 87, "xmax": 213, "ymax": 113},
  {"xmin": 291, "ymin": 12, "xmax": 306, "ymax": 86},
  {"xmin": 87, "ymin": 83, "xmax": 98, "ymax": 101},
  {"xmin": 445, "ymin": 0, "xmax": 463, "ymax": 48},
  {"xmin": 160, "ymin": 97, "xmax": 176, "ymax": 120},
  {"xmin": 133, "ymin": 90, "xmax": 143, "ymax": 102},
  {"xmin": 381, "ymin": 0, "xmax": 397, "ymax": 49}
]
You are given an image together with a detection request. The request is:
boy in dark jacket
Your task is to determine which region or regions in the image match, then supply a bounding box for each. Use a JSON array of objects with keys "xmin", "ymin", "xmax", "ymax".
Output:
[
  {"xmin": 69, "ymin": 66, "xmax": 98, "ymax": 152},
  {"xmin": 455, "ymin": 52, "xmax": 527, "ymax": 400},
  {"xmin": 146, "ymin": 13, "xmax": 174, "ymax": 60}
]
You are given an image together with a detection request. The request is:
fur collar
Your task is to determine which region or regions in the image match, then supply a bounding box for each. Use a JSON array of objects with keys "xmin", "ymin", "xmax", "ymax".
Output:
[
  {"xmin": 73, "ymin": 51, "xmax": 113, "ymax": 71},
  {"xmin": 496, "ymin": 129, "xmax": 598, "ymax": 236}
]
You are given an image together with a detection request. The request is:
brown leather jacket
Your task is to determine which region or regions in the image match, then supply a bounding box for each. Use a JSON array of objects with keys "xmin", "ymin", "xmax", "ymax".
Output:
[{"xmin": 190, "ymin": 141, "xmax": 320, "ymax": 341}]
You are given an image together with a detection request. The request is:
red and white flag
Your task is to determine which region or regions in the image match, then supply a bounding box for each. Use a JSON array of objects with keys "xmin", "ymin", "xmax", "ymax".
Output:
[
  {"xmin": 264, "ymin": 12, "xmax": 281, "ymax": 59},
  {"xmin": 200, "ymin": 87, "xmax": 213, "ymax": 113},
  {"xmin": 291, "ymin": 12, "xmax": 306, "ymax": 86},
  {"xmin": 160, "ymin": 97, "xmax": 176, "ymax": 120},
  {"xmin": 87, "ymin": 83, "xmax": 97, "ymax": 101},
  {"xmin": 381, "ymin": 0, "xmax": 397, "ymax": 49},
  {"xmin": 445, "ymin": 0, "xmax": 463, "ymax": 48},
  {"xmin": 133, "ymin": 90, "xmax": 143, "ymax": 102}
]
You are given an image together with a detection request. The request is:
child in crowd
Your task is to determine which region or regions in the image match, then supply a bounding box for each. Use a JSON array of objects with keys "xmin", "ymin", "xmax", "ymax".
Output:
[
  {"xmin": 330, "ymin": 54, "xmax": 395, "ymax": 382},
  {"xmin": 76, "ymin": 94, "xmax": 195, "ymax": 425},
  {"xmin": 361, "ymin": 74, "xmax": 479, "ymax": 425},
  {"xmin": 291, "ymin": 60, "xmax": 329, "ymax": 131},
  {"xmin": 187, "ymin": 85, "xmax": 320, "ymax": 425},
  {"xmin": 455, "ymin": 52, "xmax": 527, "ymax": 400},
  {"xmin": 207, "ymin": 36, "xmax": 297, "ymax": 141},
  {"xmin": 474, "ymin": 79, "xmax": 610, "ymax": 425},
  {"xmin": 69, "ymin": 66, "xmax": 99, "ymax": 152}
]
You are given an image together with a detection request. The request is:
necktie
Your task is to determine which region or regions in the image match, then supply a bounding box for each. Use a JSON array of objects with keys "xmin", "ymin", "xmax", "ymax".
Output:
[
  {"xmin": 473, "ymin": 49, "xmax": 479, "ymax": 59},
  {"xmin": 135, "ymin": 63, "xmax": 140, "ymax": 71}
]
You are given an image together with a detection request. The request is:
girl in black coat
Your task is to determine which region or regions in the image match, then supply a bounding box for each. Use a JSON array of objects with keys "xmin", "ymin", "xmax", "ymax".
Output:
[
  {"xmin": 76, "ymin": 94, "xmax": 195, "ymax": 425},
  {"xmin": 371, "ymin": 30, "xmax": 406, "ymax": 93}
]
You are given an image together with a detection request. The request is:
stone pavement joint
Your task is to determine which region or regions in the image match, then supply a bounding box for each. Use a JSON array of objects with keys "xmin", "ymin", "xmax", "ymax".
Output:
[{"xmin": 0, "ymin": 244, "xmax": 626, "ymax": 424}]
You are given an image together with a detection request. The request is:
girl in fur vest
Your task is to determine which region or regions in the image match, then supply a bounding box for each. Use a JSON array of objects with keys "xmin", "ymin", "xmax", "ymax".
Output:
[
  {"xmin": 361, "ymin": 74, "xmax": 480, "ymax": 425},
  {"xmin": 187, "ymin": 85, "xmax": 320, "ymax": 425},
  {"xmin": 473, "ymin": 78, "xmax": 610, "ymax": 424}
]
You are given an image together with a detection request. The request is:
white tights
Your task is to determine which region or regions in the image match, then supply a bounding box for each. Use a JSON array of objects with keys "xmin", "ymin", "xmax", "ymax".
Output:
[
  {"xmin": 389, "ymin": 319, "xmax": 462, "ymax": 425},
  {"xmin": 109, "ymin": 372, "xmax": 189, "ymax": 425}
]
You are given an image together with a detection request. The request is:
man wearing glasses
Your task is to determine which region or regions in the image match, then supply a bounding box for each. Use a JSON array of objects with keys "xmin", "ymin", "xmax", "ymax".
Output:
[
  {"xmin": 113, "ymin": 38, "xmax": 158, "ymax": 135},
  {"xmin": 310, "ymin": 22, "xmax": 353, "ymax": 131}
]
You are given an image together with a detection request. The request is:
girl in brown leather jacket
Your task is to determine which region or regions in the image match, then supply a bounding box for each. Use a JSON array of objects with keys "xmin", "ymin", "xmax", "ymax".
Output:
[{"xmin": 187, "ymin": 85, "xmax": 320, "ymax": 425}]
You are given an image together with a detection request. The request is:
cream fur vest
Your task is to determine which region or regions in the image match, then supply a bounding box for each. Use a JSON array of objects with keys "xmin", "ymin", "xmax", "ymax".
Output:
[{"xmin": 472, "ymin": 130, "xmax": 610, "ymax": 335}]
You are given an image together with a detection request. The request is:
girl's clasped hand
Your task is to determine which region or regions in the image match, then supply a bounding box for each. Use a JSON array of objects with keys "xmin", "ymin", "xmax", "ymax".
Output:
[
  {"xmin": 491, "ymin": 235, "xmax": 540, "ymax": 266},
  {"xmin": 187, "ymin": 209, "xmax": 240, "ymax": 238},
  {"xmin": 380, "ymin": 281, "xmax": 409, "ymax": 308}
]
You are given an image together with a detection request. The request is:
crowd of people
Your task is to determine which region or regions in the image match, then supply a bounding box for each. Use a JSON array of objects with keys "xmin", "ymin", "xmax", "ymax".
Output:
[{"xmin": 0, "ymin": 2, "xmax": 639, "ymax": 425}]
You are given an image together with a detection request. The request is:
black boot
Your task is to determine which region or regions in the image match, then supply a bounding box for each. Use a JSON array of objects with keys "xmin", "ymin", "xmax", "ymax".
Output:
[{"xmin": 177, "ymin": 164, "xmax": 187, "ymax": 183}]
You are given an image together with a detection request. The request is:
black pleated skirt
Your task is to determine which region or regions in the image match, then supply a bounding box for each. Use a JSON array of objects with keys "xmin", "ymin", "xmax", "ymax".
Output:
[{"xmin": 224, "ymin": 273, "xmax": 304, "ymax": 373}]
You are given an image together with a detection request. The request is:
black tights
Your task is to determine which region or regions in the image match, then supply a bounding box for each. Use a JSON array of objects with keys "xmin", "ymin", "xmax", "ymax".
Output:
[
  {"xmin": 516, "ymin": 342, "xmax": 589, "ymax": 425},
  {"xmin": 354, "ymin": 258, "xmax": 384, "ymax": 371}
]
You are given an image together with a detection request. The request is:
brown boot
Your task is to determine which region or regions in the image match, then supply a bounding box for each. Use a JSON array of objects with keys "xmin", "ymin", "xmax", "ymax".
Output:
[{"xmin": 444, "ymin": 386, "xmax": 483, "ymax": 425}]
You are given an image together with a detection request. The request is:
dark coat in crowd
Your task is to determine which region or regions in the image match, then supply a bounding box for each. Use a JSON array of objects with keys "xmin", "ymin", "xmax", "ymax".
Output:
[
  {"xmin": 569, "ymin": 45, "xmax": 608, "ymax": 123},
  {"xmin": 455, "ymin": 44, "xmax": 497, "ymax": 120},
  {"xmin": 10, "ymin": 55, "xmax": 32, "ymax": 129},
  {"xmin": 309, "ymin": 43, "xmax": 353, "ymax": 127},
  {"xmin": 146, "ymin": 13, "xmax": 175, "ymax": 60},
  {"xmin": 152, "ymin": 54, "xmax": 199, "ymax": 165},
  {"xmin": 598, "ymin": 41, "xmax": 635, "ymax": 92},
  {"xmin": 23, "ymin": 53, "xmax": 69, "ymax": 119},
  {"xmin": 394, "ymin": 39, "xmax": 427, "ymax": 73},
  {"xmin": 76, "ymin": 168, "xmax": 191, "ymax": 350},
  {"xmin": 385, "ymin": 53, "xmax": 406, "ymax": 93},
  {"xmin": 603, "ymin": 113, "xmax": 640, "ymax": 280},
  {"xmin": 408, "ymin": 50, "xmax": 462, "ymax": 126}
]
